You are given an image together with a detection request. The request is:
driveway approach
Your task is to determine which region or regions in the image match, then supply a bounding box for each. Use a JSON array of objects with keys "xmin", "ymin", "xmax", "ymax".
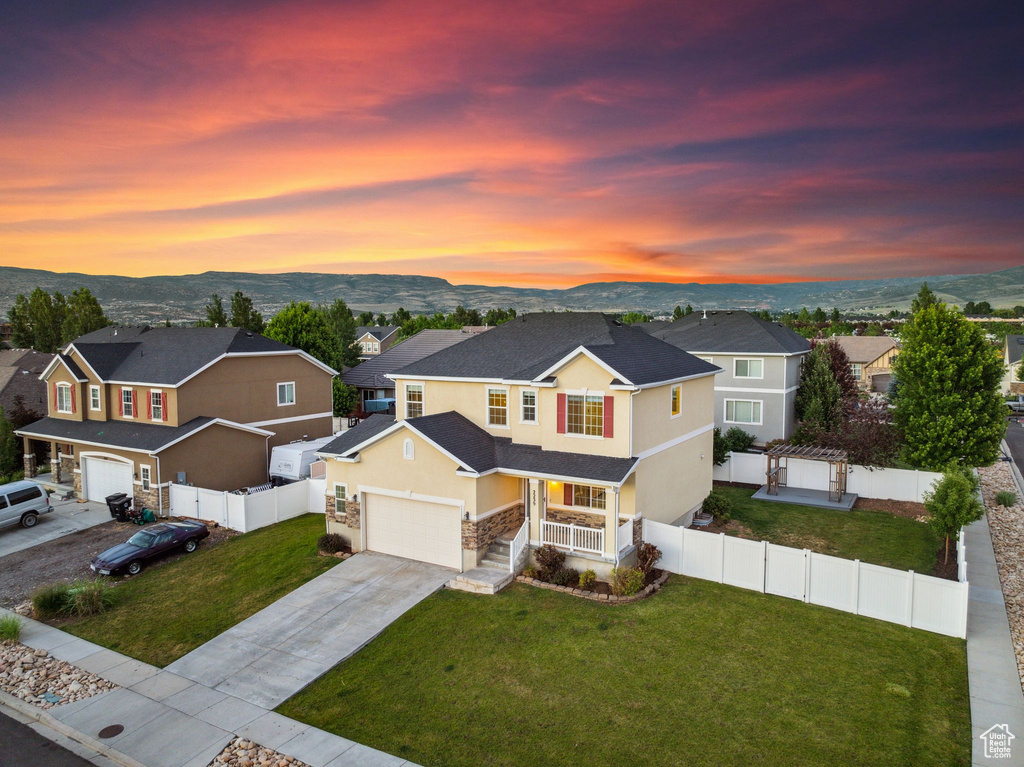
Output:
[
  {"xmin": 0, "ymin": 499, "xmax": 110, "ymax": 559},
  {"xmin": 166, "ymin": 552, "xmax": 454, "ymax": 708}
]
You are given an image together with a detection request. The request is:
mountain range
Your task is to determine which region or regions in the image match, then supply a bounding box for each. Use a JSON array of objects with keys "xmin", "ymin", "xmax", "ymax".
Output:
[{"xmin": 0, "ymin": 265, "xmax": 1021, "ymax": 324}]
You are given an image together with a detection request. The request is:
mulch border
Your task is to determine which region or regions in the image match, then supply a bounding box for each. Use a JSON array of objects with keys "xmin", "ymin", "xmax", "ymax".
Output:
[{"xmin": 515, "ymin": 570, "xmax": 669, "ymax": 603}]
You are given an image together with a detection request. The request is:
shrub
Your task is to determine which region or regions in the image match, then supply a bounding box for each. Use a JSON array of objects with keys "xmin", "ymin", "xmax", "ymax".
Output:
[
  {"xmin": 317, "ymin": 532, "xmax": 348, "ymax": 554},
  {"xmin": 31, "ymin": 582, "xmax": 72, "ymax": 619},
  {"xmin": 550, "ymin": 568, "xmax": 579, "ymax": 587},
  {"xmin": 723, "ymin": 427, "xmax": 756, "ymax": 453},
  {"xmin": 701, "ymin": 490, "xmax": 732, "ymax": 522},
  {"xmin": 925, "ymin": 466, "xmax": 984, "ymax": 564},
  {"xmin": 0, "ymin": 615, "xmax": 21, "ymax": 642},
  {"xmin": 534, "ymin": 545, "xmax": 566, "ymax": 581},
  {"xmin": 578, "ymin": 569, "xmax": 596, "ymax": 591},
  {"xmin": 610, "ymin": 567, "xmax": 645, "ymax": 597},
  {"xmin": 522, "ymin": 565, "xmax": 537, "ymax": 579},
  {"xmin": 636, "ymin": 542, "xmax": 661, "ymax": 576},
  {"xmin": 996, "ymin": 490, "xmax": 1018, "ymax": 507},
  {"xmin": 64, "ymin": 580, "xmax": 116, "ymax": 617}
]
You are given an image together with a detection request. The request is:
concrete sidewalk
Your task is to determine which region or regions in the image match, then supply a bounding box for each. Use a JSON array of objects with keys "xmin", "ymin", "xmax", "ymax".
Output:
[
  {"xmin": 966, "ymin": 514, "xmax": 1024, "ymax": 766},
  {"xmin": 167, "ymin": 552, "xmax": 453, "ymax": 708}
]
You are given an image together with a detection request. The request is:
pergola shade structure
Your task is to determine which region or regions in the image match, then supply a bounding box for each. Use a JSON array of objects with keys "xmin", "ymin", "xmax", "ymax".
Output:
[{"xmin": 765, "ymin": 444, "xmax": 849, "ymax": 503}]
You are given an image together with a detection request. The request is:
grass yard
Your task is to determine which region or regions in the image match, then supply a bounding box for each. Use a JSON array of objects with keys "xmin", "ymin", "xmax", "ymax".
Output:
[
  {"xmin": 715, "ymin": 485, "xmax": 940, "ymax": 572},
  {"xmin": 278, "ymin": 578, "xmax": 969, "ymax": 767},
  {"xmin": 61, "ymin": 514, "xmax": 336, "ymax": 667}
]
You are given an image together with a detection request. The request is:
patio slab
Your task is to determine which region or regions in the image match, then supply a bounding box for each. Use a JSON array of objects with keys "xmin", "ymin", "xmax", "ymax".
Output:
[{"xmin": 752, "ymin": 484, "xmax": 857, "ymax": 510}]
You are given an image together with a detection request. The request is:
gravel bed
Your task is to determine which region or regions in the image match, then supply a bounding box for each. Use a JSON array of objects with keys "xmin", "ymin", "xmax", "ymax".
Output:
[
  {"xmin": 978, "ymin": 462, "xmax": 1024, "ymax": 690},
  {"xmin": 208, "ymin": 737, "xmax": 311, "ymax": 767},
  {"xmin": 0, "ymin": 641, "xmax": 117, "ymax": 709}
]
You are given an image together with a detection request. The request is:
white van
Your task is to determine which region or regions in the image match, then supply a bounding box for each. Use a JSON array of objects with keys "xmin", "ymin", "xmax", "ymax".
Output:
[
  {"xmin": 0, "ymin": 480, "xmax": 52, "ymax": 530},
  {"xmin": 269, "ymin": 437, "xmax": 335, "ymax": 484}
]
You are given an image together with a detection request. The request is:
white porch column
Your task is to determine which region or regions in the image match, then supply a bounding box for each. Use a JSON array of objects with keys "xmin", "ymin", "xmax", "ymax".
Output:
[
  {"xmin": 604, "ymin": 488, "xmax": 618, "ymax": 558},
  {"xmin": 528, "ymin": 479, "xmax": 543, "ymax": 544}
]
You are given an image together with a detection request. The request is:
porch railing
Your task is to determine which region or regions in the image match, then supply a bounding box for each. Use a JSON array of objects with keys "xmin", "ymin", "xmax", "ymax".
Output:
[
  {"xmin": 617, "ymin": 519, "xmax": 633, "ymax": 553},
  {"xmin": 541, "ymin": 520, "xmax": 604, "ymax": 555},
  {"xmin": 509, "ymin": 519, "xmax": 529, "ymax": 573}
]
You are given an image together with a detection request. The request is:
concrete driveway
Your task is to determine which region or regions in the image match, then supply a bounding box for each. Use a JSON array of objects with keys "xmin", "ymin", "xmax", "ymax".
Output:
[
  {"xmin": 0, "ymin": 499, "xmax": 110, "ymax": 559},
  {"xmin": 167, "ymin": 552, "xmax": 454, "ymax": 708}
]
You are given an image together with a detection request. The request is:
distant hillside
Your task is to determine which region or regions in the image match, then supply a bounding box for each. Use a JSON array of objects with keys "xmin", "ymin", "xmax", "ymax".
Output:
[{"xmin": 0, "ymin": 265, "xmax": 1021, "ymax": 324}]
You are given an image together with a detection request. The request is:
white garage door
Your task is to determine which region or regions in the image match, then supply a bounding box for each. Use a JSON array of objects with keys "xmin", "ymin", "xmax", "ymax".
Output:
[
  {"xmin": 364, "ymin": 494, "xmax": 461, "ymax": 570},
  {"xmin": 83, "ymin": 457, "xmax": 134, "ymax": 503}
]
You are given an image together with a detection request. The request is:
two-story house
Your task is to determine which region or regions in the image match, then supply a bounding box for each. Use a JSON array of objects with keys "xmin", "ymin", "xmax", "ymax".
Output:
[
  {"xmin": 354, "ymin": 326, "xmax": 399, "ymax": 360},
  {"xmin": 642, "ymin": 311, "xmax": 810, "ymax": 444},
  {"xmin": 831, "ymin": 335, "xmax": 899, "ymax": 392},
  {"xmin": 15, "ymin": 326, "xmax": 336, "ymax": 514},
  {"xmin": 1002, "ymin": 334, "xmax": 1023, "ymax": 395},
  {"xmin": 317, "ymin": 313, "xmax": 719, "ymax": 576}
]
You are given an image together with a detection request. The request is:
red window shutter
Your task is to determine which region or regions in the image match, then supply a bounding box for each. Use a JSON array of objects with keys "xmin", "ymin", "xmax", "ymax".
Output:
[
  {"xmin": 118, "ymin": 391, "xmax": 123, "ymax": 416},
  {"xmin": 132, "ymin": 389, "xmax": 137, "ymax": 416},
  {"xmin": 52, "ymin": 382, "xmax": 57, "ymax": 408},
  {"xmin": 603, "ymin": 396, "xmax": 614, "ymax": 438},
  {"xmin": 70, "ymin": 387, "xmax": 76, "ymax": 413},
  {"xmin": 161, "ymin": 392, "xmax": 168, "ymax": 421},
  {"xmin": 563, "ymin": 483, "xmax": 573, "ymax": 506},
  {"xmin": 556, "ymin": 393, "xmax": 566, "ymax": 434},
  {"xmin": 147, "ymin": 392, "xmax": 152, "ymax": 420}
]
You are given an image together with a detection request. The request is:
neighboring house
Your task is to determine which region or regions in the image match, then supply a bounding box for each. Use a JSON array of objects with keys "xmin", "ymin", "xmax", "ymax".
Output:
[
  {"xmin": 14, "ymin": 326, "xmax": 336, "ymax": 513},
  {"xmin": 641, "ymin": 311, "xmax": 810, "ymax": 444},
  {"xmin": 0, "ymin": 349, "xmax": 54, "ymax": 420},
  {"xmin": 1004, "ymin": 334, "xmax": 1024, "ymax": 395},
  {"xmin": 354, "ymin": 326, "xmax": 399, "ymax": 360},
  {"xmin": 318, "ymin": 312, "xmax": 719, "ymax": 575},
  {"xmin": 831, "ymin": 335, "xmax": 899, "ymax": 392},
  {"xmin": 0, "ymin": 322, "xmax": 12, "ymax": 345},
  {"xmin": 342, "ymin": 329, "xmax": 479, "ymax": 416}
]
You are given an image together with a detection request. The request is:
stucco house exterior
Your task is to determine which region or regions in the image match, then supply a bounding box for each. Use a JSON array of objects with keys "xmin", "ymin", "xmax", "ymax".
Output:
[
  {"xmin": 318, "ymin": 313, "xmax": 719, "ymax": 575},
  {"xmin": 354, "ymin": 326, "xmax": 399, "ymax": 360},
  {"xmin": 1003, "ymin": 334, "xmax": 1023, "ymax": 395},
  {"xmin": 642, "ymin": 311, "xmax": 810, "ymax": 445},
  {"xmin": 15, "ymin": 326, "xmax": 336, "ymax": 514},
  {"xmin": 831, "ymin": 335, "xmax": 899, "ymax": 392}
]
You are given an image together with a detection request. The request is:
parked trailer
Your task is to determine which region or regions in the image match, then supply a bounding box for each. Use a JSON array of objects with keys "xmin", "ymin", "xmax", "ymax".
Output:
[{"xmin": 270, "ymin": 437, "xmax": 335, "ymax": 484}]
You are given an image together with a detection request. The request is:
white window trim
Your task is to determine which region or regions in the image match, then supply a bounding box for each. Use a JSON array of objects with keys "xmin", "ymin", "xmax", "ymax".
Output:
[
  {"xmin": 89, "ymin": 385, "xmax": 101, "ymax": 412},
  {"xmin": 519, "ymin": 389, "xmax": 539, "ymax": 425},
  {"xmin": 850, "ymin": 363, "xmax": 863, "ymax": 379},
  {"xmin": 571, "ymin": 484, "xmax": 607, "ymax": 511},
  {"xmin": 333, "ymin": 482, "xmax": 348, "ymax": 503},
  {"xmin": 733, "ymin": 358, "xmax": 764, "ymax": 380},
  {"xmin": 121, "ymin": 387, "xmax": 135, "ymax": 419},
  {"xmin": 485, "ymin": 385, "xmax": 510, "ymax": 429},
  {"xmin": 277, "ymin": 381, "xmax": 296, "ymax": 407},
  {"xmin": 55, "ymin": 383, "xmax": 73, "ymax": 414},
  {"xmin": 150, "ymin": 389, "xmax": 164, "ymax": 422},
  {"xmin": 140, "ymin": 464, "xmax": 151, "ymax": 491},
  {"xmin": 670, "ymin": 384, "xmax": 683, "ymax": 419},
  {"xmin": 404, "ymin": 382, "xmax": 424, "ymax": 419},
  {"xmin": 723, "ymin": 398, "xmax": 763, "ymax": 426},
  {"xmin": 564, "ymin": 388, "xmax": 606, "ymax": 440}
]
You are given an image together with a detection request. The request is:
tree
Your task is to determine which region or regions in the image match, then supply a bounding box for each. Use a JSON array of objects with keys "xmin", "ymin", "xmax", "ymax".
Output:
[
  {"xmin": 893, "ymin": 301, "xmax": 1005, "ymax": 468},
  {"xmin": 820, "ymin": 400, "xmax": 903, "ymax": 467},
  {"xmin": 924, "ymin": 467, "xmax": 983, "ymax": 563},
  {"xmin": 812, "ymin": 307, "xmax": 827, "ymax": 323},
  {"xmin": 794, "ymin": 345, "xmax": 843, "ymax": 434},
  {"xmin": 911, "ymin": 282, "xmax": 937, "ymax": 314},
  {"xmin": 392, "ymin": 307, "xmax": 412, "ymax": 325},
  {"xmin": 357, "ymin": 311, "xmax": 375, "ymax": 326},
  {"xmin": 316, "ymin": 299, "xmax": 360, "ymax": 370},
  {"xmin": 620, "ymin": 312, "xmax": 651, "ymax": 324},
  {"xmin": 8, "ymin": 288, "xmax": 71, "ymax": 353},
  {"xmin": 62, "ymin": 288, "xmax": 108, "ymax": 341},
  {"xmin": 863, "ymin": 323, "xmax": 884, "ymax": 336},
  {"xmin": 712, "ymin": 428, "xmax": 729, "ymax": 466},
  {"xmin": 483, "ymin": 308, "xmax": 516, "ymax": 326},
  {"xmin": 685, "ymin": 305, "xmax": 693, "ymax": 315},
  {"xmin": 814, "ymin": 339, "xmax": 859, "ymax": 404},
  {"xmin": 230, "ymin": 291, "xmax": 264, "ymax": 333},
  {"xmin": 974, "ymin": 301, "xmax": 992, "ymax": 316},
  {"xmin": 797, "ymin": 307, "xmax": 811, "ymax": 323},
  {"xmin": 0, "ymin": 406, "xmax": 17, "ymax": 481},
  {"xmin": 830, "ymin": 307, "xmax": 841, "ymax": 323},
  {"xmin": 332, "ymin": 379, "xmax": 359, "ymax": 417},
  {"xmin": 7, "ymin": 294, "xmax": 32, "ymax": 347},
  {"xmin": 265, "ymin": 302, "xmax": 344, "ymax": 371},
  {"xmin": 376, "ymin": 313, "xmax": 388, "ymax": 326},
  {"xmin": 1018, "ymin": 364, "xmax": 1024, "ymax": 383},
  {"xmin": 204, "ymin": 293, "xmax": 228, "ymax": 327},
  {"xmin": 451, "ymin": 305, "xmax": 482, "ymax": 326},
  {"xmin": 673, "ymin": 305, "xmax": 684, "ymax": 320}
]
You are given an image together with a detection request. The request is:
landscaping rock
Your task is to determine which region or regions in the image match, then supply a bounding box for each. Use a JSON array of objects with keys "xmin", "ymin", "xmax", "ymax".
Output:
[
  {"xmin": 208, "ymin": 737, "xmax": 311, "ymax": 767},
  {"xmin": 0, "ymin": 642, "xmax": 116, "ymax": 709}
]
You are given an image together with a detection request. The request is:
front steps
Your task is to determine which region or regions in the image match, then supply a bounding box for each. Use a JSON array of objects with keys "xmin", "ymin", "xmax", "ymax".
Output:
[{"xmin": 447, "ymin": 531, "xmax": 519, "ymax": 595}]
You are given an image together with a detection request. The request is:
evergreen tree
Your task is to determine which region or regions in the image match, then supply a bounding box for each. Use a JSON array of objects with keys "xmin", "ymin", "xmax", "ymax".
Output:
[
  {"xmin": 684, "ymin": 305, "xmax": 693, "ymax": 315},
  {"xmin": 893, "ymin": 301, "xmax": 1005, "ymax": 468},
  {"xmin": 392, "ymin": 307, "xmax": 412, "ymax": 325},
  {"xmin": 673, "ymin": 305, "xmax": 684, "ymax": 320},
  {"xmin": 230, "ymin": 291, "xmax": 264, "ymax": 333},
  {"xmin": 357, "ymin": 311, "xmax": 375, "ymax": 326},
  {"xmin": 910, "ymin": 282, "xmax": 937, "ymax": 313},
  {"xmin": 830, "ymin": 307, "xmax": 841, "ymax": 323},
  {"xmin": 794, "ymin": 345, "xmax": 843, "ymax": 434},
  {"xmin": 7, "ymin": 294, "xmax": 32, "ymax": 348},
  {"xmin": 797, "ymin": 307, "xmax": 811, "ymax": 323},
  {"xmin": 376, "ymin": 313, "xmax": 388, "ymax": 326},
  {"xmin": 812, "ymin": 307, "xmax": 827, "ymax": 323},
  {"xmin": 204, "ymin": 293, "xmax": 228, "ymax": 327}
]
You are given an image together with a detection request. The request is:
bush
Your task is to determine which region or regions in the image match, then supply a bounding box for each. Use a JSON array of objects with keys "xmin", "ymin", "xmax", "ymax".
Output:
[
  {"xmin": 31, "ymin": 582, "xmax": 72, "ymax": 619},
  {"xmin": 701, "ymin": 490, "xmax": 732, "ymax": 522},
  {"xmin": 578, "ymin": 569, "xmax": 596, "ymax": 591},
  {"xmin": 534, "ymin": 545, "xmax": 566, "ymax": 581},
  {"xmin": 611, "ymin": 566, "xmax": 645, "ymax": 597},
  {"xmin": 522, "ymin": 565, "xmax": 537, "ymax": 579},
  {"xmin": 317, "ymin": 532, "xmax": 348, "ymax": 554},
  {"xmin": 723, "ymin": 427, "xmax": 756, "ymax": 453},
  {"xmin": 550, "ymin": 568, "xmax": 579, "ymax": 587},
  {"xmin": 636, "ymin": 542, "xmax": 661, "ymax": 576},
  {"xmin": 0, "ymin": 615, "xmax": 22, "ymax": 642},
  {"xmin": 64, "ymin": 580, "xmax": 116, "ymax": 617},
  {"xmin": 996, "ymin": 490, "xmax": 1018, "ymax": 507}
]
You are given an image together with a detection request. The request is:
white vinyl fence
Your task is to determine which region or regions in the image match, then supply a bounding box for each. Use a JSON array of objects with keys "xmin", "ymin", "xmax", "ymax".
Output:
[
  {"xmin": 713, "ymin": 451, "xmax": 943, "ymax": 503},
  {"xmin": 645, "ymin": 519, "xmax": 968, "ymax": 638},
  {"xmin": 170, "ymin": 478, "xmax": 327, "ymax": 533}
]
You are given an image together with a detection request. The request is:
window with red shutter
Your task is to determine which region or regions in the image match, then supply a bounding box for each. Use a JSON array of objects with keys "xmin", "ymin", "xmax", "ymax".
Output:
[
  {"xmin": 603, "ymin": 396, "xmax": 614, "ymax": 438},
  {"xmin": 161, "ymin": 392, "xmax": 168, "ymax": 421},
  {"xmin": 563, "ymin": 483, "xmax": 573, "ymax": 506},
  {"xmin": 70, "ymin": 387, "xmax": 76, "ymax": 413},
  {"xmin": 556, "ymin": 393, "xmax": 566, "ymax": 434}
]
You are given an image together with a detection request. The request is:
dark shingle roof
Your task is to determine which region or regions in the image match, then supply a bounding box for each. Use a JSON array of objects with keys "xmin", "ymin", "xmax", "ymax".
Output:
[
  {"xmin": 394, "ymin": 313, "xmax": 716, "ymax": 386},
  {"xmin": 69, "ymin": 326, "xmax": 321, "ymax": 385},
  {"xmin": 57, "ymin": 353, "xmax": 87, "ymax": 380},
  {"xmin": 1007, "ymin": 335, "xmax": 1024, "ymax": 365},
  {"xmin": 15, "ymin": 415, "xmax": 224, "ymax": 452},
  {"xmin": 342, "ymin": 330, "xmax": 474, "ymax": 390},
  {"xmin": 642, "ymin": 311, "xmax": 810, "ymax": 355},
  {"xmin": 0, "ymin": 350, "xmax": 53, "ymax": 417},
  {"xmin": 316, "ymin": 414, "xmax": 396, "ymax": 457},
  {"xmin": 356, "ymin": 326, "xmax": 399, "ymax": 342}
]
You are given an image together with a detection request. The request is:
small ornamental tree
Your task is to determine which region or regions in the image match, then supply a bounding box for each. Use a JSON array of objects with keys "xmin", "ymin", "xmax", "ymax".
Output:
[
  {"xmin": 794, "ymin": 345, "xmax": 843, "ymax": 434},
  {"xmin": 924, "ymin": 467, "xmax": 983, "ymax": 564},
  {"xmin": 332, "ymin": 379, "xmax": 359, "ymax": 417}
]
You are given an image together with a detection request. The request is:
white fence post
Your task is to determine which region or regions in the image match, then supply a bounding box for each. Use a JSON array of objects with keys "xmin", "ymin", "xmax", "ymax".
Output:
[
  {"xmin": 906, "ymin": 571, "xmax": 915, "ymax": 627},
  {"xmin": 803, "ymin": 549, "xmax": 810, "ymax": 602},
  {"xmin": 719, "ymin": 533, "xmax": 726, "ymax": 584},
  {"xmin": 852, "ymin": 560, "xmax": 860, "ymax": 615}
]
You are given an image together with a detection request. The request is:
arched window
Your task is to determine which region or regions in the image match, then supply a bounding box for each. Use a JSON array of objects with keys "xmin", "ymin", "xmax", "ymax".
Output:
[{"xmin": 403, "ymin": 438, "xmax": 414, "ymax": 460}]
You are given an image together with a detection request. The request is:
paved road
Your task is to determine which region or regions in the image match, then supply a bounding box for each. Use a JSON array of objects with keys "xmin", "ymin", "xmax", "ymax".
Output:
[
  {"xmin": 0, "ymin": 499, "xmax": 110, "ymax": 559},
  {"xmin": 0, "ymin": 710, "xmax": 97, "ymax": 767},
  {"xmin": 1005, "ymin": 417, "xmax": 1024, "ymax": 473}
]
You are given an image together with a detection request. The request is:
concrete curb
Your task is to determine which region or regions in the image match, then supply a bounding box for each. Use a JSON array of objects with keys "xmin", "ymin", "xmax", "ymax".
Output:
[
  {"xmin": 1002, "ymin": 439, "xmax": 1024, "ymax": 498},
  {"xmin": 0, "ymin": 688, "xmax": 146, "ymax": 767}
]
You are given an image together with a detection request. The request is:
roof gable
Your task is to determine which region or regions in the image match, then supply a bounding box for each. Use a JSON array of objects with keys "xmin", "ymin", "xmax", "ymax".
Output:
[{"xmin": 829, "ymin": 335, "xmax": 899, "ymax": 363}]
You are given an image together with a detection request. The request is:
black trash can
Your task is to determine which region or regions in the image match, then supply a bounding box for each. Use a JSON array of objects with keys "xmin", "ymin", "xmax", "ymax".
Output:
[{"xmin": 105, "ymin": 492, "xmax": 131, "ymax": 521}]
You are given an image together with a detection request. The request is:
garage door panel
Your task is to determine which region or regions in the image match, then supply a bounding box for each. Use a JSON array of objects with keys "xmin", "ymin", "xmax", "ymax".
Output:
[
  {"xmin": 365, "ymin": 494, "xmax": 460, "ymax": 570},
  {"xmin": 83, "ymin": 458, "xmax": 134, "ymax": 503}
]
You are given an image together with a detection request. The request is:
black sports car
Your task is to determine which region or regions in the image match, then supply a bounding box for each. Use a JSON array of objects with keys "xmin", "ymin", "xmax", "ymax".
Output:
[{"xmin": 90, "ymin": 520, "xmax": 210, "ymax": 576}]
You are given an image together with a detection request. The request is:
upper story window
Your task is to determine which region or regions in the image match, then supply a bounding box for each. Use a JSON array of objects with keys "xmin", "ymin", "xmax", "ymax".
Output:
[
  {"xmin": 150, "ymin": 390, "xmax": 164, "ymax": 421},
  {"xmin": 725, "ymin": 399, "xmax": 762, "ymax": 425},
  {"xmin": 567, "ymin": 394, "xmax": 603, "ymax": 436},
  {"xmin": 520, "ymin": 390, "xmax": 537, "ymax": 423},
  {"xmin": 487, "ymin": 388, "xmax": 508, "ymax": 427},
  {"xmin": 572, "ymin": 484, "xmax": 606, "ymax": 510},
  {"xmin": 121, "ymin": 388, "xmax": 135, "ymax": 418},
  {"xmin": 277, "ymin": 382, "xmax": 295, "ymax": 407},
  {"xmin": 850, "ymin": 363, "xmax": 863, "ymax": 379},
  {"xmin": 89, "ymin": 385, "xmax": 101, "ymax": 411},
  {"xmin": 671, "ymin": 385, "xmax": 682, "ymax": 417},
  {"xmin": 734, "ymin": 358, "xmax": 763, "ymax": 379},
  {"xmin": 406, "ymin": 384, "xmax": 423, "ymax": 418},
  {"xmin": 56, "ymin": 383, "xmax": 73, "ymax": 414}
]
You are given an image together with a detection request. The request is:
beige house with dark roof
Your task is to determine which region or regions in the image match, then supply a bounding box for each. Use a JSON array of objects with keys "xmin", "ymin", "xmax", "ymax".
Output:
[{"xmin": 831, "ymin": 335, "xmax": 900, "ymax": 392}]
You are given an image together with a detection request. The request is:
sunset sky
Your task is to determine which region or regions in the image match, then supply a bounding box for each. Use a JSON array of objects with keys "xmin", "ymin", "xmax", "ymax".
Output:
[{"xmin": 1, "ymin": 0, "xmax": 1022, "ymax": 288}]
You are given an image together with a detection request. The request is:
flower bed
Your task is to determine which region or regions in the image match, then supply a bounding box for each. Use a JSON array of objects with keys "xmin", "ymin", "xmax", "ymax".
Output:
[
  {"xmin": 516, "ymin": 569, "xmax": 669, "ymax": 603},
  {"xmin": 0, "ymin": 642, "xmax": 116, "ymax": 709}
]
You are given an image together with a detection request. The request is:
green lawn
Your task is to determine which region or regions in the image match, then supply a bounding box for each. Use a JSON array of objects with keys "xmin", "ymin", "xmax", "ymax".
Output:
[
  {"xmin": 278, "ymin": 578, "xmax": 969, "ymax": 767},
  {"xmin": 716, "ymin": 485, "xmax": 940, "ymax": 572},
  {"xmin": 62, "ymin": 514, "xmax": 337, "ymax": 667}
]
